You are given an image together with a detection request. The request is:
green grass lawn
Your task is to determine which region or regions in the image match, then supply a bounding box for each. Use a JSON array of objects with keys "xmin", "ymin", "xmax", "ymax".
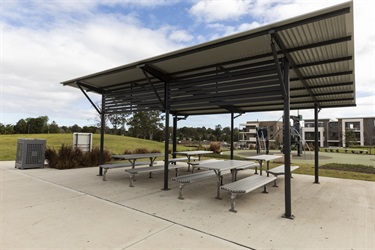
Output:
[
  {"xmin": 2, "ymin": 134, "xmax": 374, "ymax": 182},
  {"xmin": 280, "ymin": 162, "xmax": 375, "ymax": 182},
  {"xmin": 0, "ymin": 134, "xmax": 190, "ymax": 161}
]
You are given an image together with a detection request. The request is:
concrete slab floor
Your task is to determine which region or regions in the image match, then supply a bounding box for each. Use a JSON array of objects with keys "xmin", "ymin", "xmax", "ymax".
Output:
[{"xmin": 1, "ymin": 161, "xmax": 374, "ymax": 249}]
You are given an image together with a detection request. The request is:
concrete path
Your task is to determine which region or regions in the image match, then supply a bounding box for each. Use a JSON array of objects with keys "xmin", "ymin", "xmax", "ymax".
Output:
[{"xmin": 1, "ymin": 161, "xmax": 374, "ymax": 249}]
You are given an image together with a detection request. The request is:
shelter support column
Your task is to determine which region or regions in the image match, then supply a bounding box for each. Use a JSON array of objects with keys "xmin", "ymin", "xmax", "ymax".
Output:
[
  {"xmin": 230, "ymin": 113, "xmax": 234, "ymax": 160},
  {"xmin": 163, "ymin": 82, "xmax": 170, "ymax": 190},
  {"xmin": 173, "ymin": 116, "xmax": 177, "ymax": 158},
  {"xmin": 283, "ymin": 58, "xmax": 293, "ymax": 219},
  {"xmin": 99, "ymin": 95, "xmax": 105, "ymax": 176},
  {"xmin": 314, "ymin": 104, "xmax": 320, "ymax": 184}
]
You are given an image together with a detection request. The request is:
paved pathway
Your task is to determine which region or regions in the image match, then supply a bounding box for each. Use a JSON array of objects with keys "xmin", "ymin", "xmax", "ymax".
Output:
[{"xmin": 1, "ymin": 161, "xmax": 374, "ymax": 249}]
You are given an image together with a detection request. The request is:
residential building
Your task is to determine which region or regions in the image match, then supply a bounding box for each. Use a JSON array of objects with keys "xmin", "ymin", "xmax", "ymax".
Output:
[
  {"xmin": 239, "ymin": 121, "xmax": 283, "ymax": 149},
  {"xmin": 302, "ymin": 119, "xmax": 330, "ymax": 147},
  {"xmin": 240, "ymin": 116, "xmax": 375, "ymax": 149},
  {"xmin": 301, "ymin": 117, "xmax": 375, "ymax": 147}
]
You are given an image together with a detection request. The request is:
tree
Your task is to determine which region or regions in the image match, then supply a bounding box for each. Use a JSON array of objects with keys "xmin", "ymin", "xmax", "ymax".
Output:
[
  {"xmin": 0, "ymin": 123, "xmax": 14, "ymax": 134},
  {"xmin": 214, "ymin": 124, "xmax": 222, "ymax": 140},
  {"xmin": 108, "ymin": 113, "xmax": 130, "ymax": 134},
  {"xmin": 25, "ymin": 116, "xmax": 48, "ymax": 134},
  {"xmin": 61, "ymin": 126, "xmax": 70, "ymax": 133},
  {"xmin": 14, "ymin": 119, "xmax": 28, "ymax": 134},
  {"xmin": 82, "ymin": 126, "xmax": 98, "ymax": 133},
  {"xmin": 344, "ymin": 129, "xmax": 357, "ymax": 147},
  {"xmin": 49, "ymin": 121, "xmax": 60, "ymax": 133},
  {"xmin": 127, "ymin": 111, "xmax": 164, "ymax": 140},
  {"xmin": 70, "ymin": 124, "xmax": 82, "ymax": 133}
]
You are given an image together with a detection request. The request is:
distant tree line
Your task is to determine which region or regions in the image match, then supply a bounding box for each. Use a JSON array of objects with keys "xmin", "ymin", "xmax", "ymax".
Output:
[
  {"xmin": 0, "ymin": 112, "xmax": 239, "ymax": 143},
  {"xmin": 0, "ymin": 116, "xmax": 99, "ymax": 135}
]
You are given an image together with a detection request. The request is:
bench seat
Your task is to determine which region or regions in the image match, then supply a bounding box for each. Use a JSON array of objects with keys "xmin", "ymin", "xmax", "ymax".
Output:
[
  {"xmin": 266, "ymin": 165, "xmax": 299, "ymax": 187},
  {"xmin": 168, "ymin": 157, "xmax": 189, "ymax": 163},
  {"xmin": 167, "ymin": 157, "xmax": 198, "ymax": 168},
  {"xmin": 188, "ymin": 159, "xmax": 223, "ymax": 173},
  {"xmin": 220, "ymin": 175, "xmax": 276, "ymax": 212},
  {"xmin": 126, "ymin": 164, "xmax": 182, "ymax": 187},
  {"xmin": 232, "ymin": 162, "xmax": 259, "ymax": 181},
  {"xmin": 100, "ymin": 161, "xmax": 152, "ymax": 181},
  {"xmin": 172, "ymin": 170, "xmax": 217, "ymax": 199}
]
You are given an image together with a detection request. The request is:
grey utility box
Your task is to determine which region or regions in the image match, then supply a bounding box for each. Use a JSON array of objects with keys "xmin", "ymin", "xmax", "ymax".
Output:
[
  {"xmin": 15, "ymin": 139, "xmax": 46, "ymax": 169},
  {"xmin": 73, "ymin": 133, "xmax": 92, "ymax": 152}
]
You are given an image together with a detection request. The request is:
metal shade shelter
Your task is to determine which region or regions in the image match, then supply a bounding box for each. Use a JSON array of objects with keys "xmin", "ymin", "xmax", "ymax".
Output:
[{"xmin": 62, "ymin": 1, "xmax": 355, "ymax": 219}]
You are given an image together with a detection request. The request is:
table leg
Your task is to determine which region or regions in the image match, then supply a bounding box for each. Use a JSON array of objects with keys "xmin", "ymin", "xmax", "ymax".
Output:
[
  {"xmin": 127, "ymin": 159, "xmax": 136, "ymax": 169},
  {"xmin": 266, "ymin": 161, "xmax": 270, "ymax": 177},
  {"xmin": 149, "ymin": 157, "xmax": 156, "ymax": 166},
  {"xmin": 259, "ymin": 160, "xmax": 263, "ymax": 176},
  {"xmin": 215, "ymin": 170, "xmax": 222, "ymax": 200},
  {"xmin": 231, "ymin": 169, "xmax": 237, "ymax": 182},
  {"xmin": 187, "ymin": 155, "xmax": 191, "ymax": 171},
  {"xmin": 129, "ymin": 160, "xmax": 136, "ymax": 181}
]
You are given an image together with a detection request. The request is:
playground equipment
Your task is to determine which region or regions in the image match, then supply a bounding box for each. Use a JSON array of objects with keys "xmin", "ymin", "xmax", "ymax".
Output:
[
  {"xmin": 256, "ymin": 127, "xmax": 269, "ymax": 154},
  {"xmin": 290, "ymin": 115, "xmax": 303, "ymax": 156},
  {"xmin": 255, "ymin": 115, "xmax": 307, "ymax": 156}
]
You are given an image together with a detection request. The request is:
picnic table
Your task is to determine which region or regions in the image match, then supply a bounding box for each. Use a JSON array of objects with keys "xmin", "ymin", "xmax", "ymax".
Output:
[
  {"xmin": 111, "ymin": 153, "xmax": 163, "ymax": 168},
  {"xmin": 197, "ymin": 160, "xmax": 258, "ymax": 199},
  {"xmin": 173, "ymin": 150, "xmax": 213, "ymax": 171},
  {"xmin": 245, "ymin": 154, "xmax": 282, "ymax": 176}
]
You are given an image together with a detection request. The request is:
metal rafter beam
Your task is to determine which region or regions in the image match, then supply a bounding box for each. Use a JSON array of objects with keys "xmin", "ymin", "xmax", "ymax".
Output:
[
  {"xmin": 290, "ymin": 71, "xmax": 353, "ymax": 81},
  {"xmin": 286, "ymin": 36, "xmax": 351, "ymax": 53},
  {"xmin": 270, "ymin": 33, "xmax": 287, "ymax": 98},
  {"xmin": 219, "ymin": 105, "xmax": 245, "ymax": 113},
  {"xmin": 294, "ymin": 56, "xmax": 352, "ymax": 69},
  {"xmin": 291, "ymin": 81, "xmax": 353, "ymax": 91},
  {"xmin": 76, "ymin": 81, "xmax": 102, "ymax": 114},
  {"xmin": 75, "ymin": 81, "xmax": 104, "ymax": 94},
  {"xmin": 271, "ymin": 31, "xmax": 321, "ymax": 109},
  {"xmin": 139, "ymin": 68, "xmax": 164, "ymax": 109},
  {"xmin": 138, "ymin": 64, "xmax": 171, "ymax": 82}
]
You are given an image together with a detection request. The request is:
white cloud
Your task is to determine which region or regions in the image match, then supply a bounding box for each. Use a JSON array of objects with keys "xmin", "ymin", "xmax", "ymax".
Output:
[
  {"xmin": 1, "ymin": 0, "xmax": 374, "ymax": 129},
  {"xmin": 207, "ymin": 21, "xmax": 261, "ymax": 38},
  {"xmin": 189, "ymin": 0, "xmax": 251, "ymax": 23},
  {"xmin": 169, "ymin": 30, "xmax": 194, "ymax": 43},
  {"xmin": 0, "ymin": 2, "xmax": 186, "ymax": 126}
]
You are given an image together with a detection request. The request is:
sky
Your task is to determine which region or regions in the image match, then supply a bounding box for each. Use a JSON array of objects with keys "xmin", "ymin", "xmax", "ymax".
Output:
[{"xmin": 1, "ymin": 0, "xmax": 374, "ymax": 129}]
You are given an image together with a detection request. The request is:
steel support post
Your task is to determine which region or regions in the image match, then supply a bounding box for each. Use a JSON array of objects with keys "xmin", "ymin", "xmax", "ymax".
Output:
[
  {"xmin": 99, "ymin": 95, "xmax": 105, "ymax": 176},
  {"xmin": 163, "ymin": 82, "xmax": 170, "ymax": 190},
  {"xmin": 314, "ymin": 103, "xmax": 320, "ymax": 184},
  {"xmin": 230, "ymin": 113, "xmax": 234, "ymax": 160},
  {"xmin": 283, "ymin": 58, "xmax": 294, "ymax": 219},
  {"xmin": 172, "ymin": 116, "xmax": 177, "ymax": 159}
]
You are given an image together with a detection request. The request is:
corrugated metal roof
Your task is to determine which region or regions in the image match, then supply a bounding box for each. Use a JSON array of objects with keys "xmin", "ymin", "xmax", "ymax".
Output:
[{"xmin": 62, "ymin": 1, "xmax": 355, "ymax": 116}]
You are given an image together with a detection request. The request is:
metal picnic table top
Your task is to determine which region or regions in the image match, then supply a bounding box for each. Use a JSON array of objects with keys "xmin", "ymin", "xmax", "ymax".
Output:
[
  {"xmin": 174, "ymin": 151, "xmax": 213, "ymax": 156},
  {"xmin": 197, "ymin": 159, "xmax": 257, "ymax": 199},
  {"xmin": 111, "ymin": 153, "xmax": 163, "ymax": 160}
]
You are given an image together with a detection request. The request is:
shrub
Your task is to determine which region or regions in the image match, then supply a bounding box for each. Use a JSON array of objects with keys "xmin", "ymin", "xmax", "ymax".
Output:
[
  {"xmin": 45, "ymin": 147, "xmax": 58, "ymax": 167},
  {"xmin": 150, "ymin": 149, "xmax": 161, "ymax": 153},
  {"xmin": 45, "ymin": 144, "xmax": 111, "ymax": 169},
  {"xmin": 133, "ymin": 147, "xmax": 150, "ymax": 154},
  {"xmin": 123, "ymin": 149, "xmax": 133, "ymax": 154},
  {"xmin": 86, "ymin": 147, "xmax": 111, "ymax": 166},
  {"xmin": 209, "ymin": 141, "xmax": 221, "ymax": 154}
]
